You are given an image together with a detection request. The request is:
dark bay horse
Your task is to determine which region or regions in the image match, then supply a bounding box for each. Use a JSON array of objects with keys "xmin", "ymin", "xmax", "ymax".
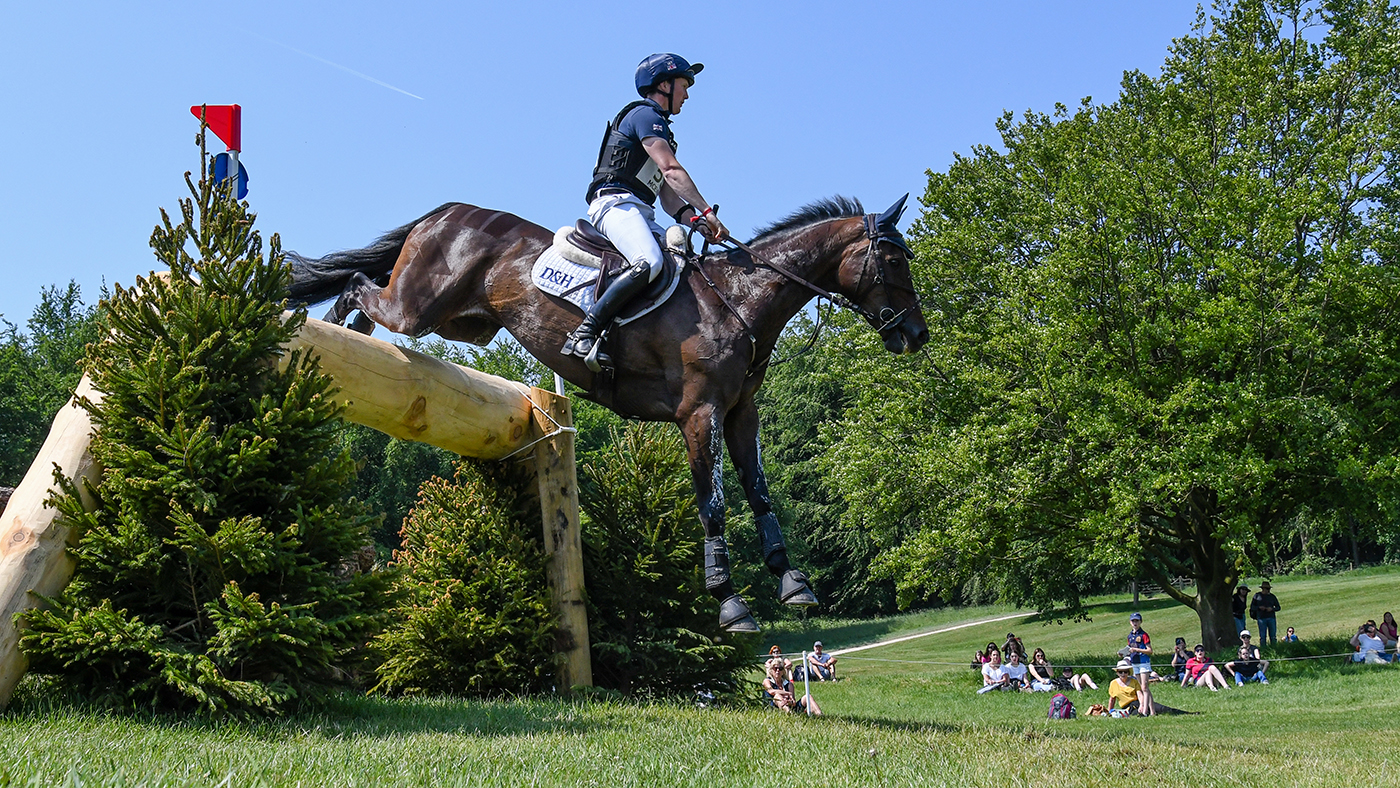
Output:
[{"xmin": 286, "ymin": 195, "xmax": 928, "ymax": 632}]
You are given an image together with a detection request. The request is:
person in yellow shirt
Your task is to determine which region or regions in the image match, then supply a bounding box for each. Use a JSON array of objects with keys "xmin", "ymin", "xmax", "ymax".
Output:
[{"xmin": 1108, "ymin": 660, "xmax": 1193, "ymax": 716}]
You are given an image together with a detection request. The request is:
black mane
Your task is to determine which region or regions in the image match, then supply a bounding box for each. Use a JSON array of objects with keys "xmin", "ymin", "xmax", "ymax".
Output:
[{"xmin": 748, "ymin": 196, "xmax": 864, "ymax": 244}]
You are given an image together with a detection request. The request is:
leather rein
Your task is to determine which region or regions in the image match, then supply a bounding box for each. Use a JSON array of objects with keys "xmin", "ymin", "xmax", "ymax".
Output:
[{"xmin": 688, "ymin": 215, "xmax": 919, "ymax": 374}]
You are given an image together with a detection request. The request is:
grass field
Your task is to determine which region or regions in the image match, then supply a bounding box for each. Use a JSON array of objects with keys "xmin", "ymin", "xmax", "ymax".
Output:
[{"xmin": 2, "ymin": 568, "xmax": 1397, "ymax": 787}]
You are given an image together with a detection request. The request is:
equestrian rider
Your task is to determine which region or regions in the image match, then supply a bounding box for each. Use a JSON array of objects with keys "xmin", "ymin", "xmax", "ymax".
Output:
[{"xmin": 562, "ymin": 53, "xmax": 729, "ymax": 366}]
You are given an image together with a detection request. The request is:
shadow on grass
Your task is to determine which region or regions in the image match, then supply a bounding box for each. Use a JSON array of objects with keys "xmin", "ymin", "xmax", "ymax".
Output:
[{"xmin": 4, "ymin": 677, "xmax": 629, "ymax": 741}]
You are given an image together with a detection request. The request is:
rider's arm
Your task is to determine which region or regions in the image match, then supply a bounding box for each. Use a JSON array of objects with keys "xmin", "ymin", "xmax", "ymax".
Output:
[
  {"xmin": 642, "ymin": 137, "xmax": 727, "ymax": 240},
  {"xmin": 658, "ymin": 183, "xmax": 691, "ymax": 223}
]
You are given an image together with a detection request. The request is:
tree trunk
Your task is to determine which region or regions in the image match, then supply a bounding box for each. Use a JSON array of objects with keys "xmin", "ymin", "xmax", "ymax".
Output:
[{"xmin": 1194, "ymin": 574, "xmax": 1237, "ymax": 650}]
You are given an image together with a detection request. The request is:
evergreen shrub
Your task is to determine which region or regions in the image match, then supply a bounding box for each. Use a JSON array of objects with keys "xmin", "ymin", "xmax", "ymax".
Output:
[
  {"xmin": 580, "ymin": 423, "xmax": 755, "ymax": 699},
  {"xmin": 19, "ymin": 137, "xmax": 391, "ymax": 715},
  {"xmin": 372, "ymin": 460, "xmax": 557, "ymax": 696}
]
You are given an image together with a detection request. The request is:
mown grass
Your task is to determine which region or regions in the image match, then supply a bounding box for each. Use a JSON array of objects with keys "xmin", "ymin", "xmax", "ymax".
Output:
[{"xmin": 1, "ymin": 567, "xmax": 1396, "ymax": 787}]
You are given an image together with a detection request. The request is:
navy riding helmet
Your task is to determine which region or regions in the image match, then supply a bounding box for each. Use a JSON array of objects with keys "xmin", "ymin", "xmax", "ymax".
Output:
[{"xmin": 635, "ymin": 53, "xmax": 704, "ymax": 97}]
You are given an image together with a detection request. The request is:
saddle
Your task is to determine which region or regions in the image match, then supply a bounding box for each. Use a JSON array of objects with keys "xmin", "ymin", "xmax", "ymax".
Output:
[{"xmin": 539, "ymin": 220, "xmax": 690, "ymax": 323}]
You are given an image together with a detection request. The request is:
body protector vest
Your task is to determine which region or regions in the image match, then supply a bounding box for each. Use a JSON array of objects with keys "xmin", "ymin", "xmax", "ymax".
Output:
[{"xmin": 586, "ymin": 100, "xmax": 677, "ymax": 205}]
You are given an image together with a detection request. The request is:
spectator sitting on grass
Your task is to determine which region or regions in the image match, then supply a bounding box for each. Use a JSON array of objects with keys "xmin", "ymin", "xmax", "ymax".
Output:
[
  {"xmin": 978, "ymin": 650, "xmax": 1011, "ymax": 694},
  {"xmin": 1282, "ymin": 626, "xmax": 1299, "ymax": 643},
  {"xmin": 807, "ymin": 641, "xmax": 837, "ymax": 681},
  {"xmin": 972, "ymin": 649, "xmax": 988, "ymax": 669},
  {"xmin": 1027, "ymin": 648, "xmax": 1097, "ymax": 692},
  {"xmin": 1183, "ymin": 644, "xmax": 1230, "ymax": 691},
  {"xmin": 983, "ymin": 641, "xmax": 1001, "ymax": 664},
  {"xmin": 1225, "ymin": 631, "xmax": 1270, "ymax": 685},
  {"xmin": 1351, "ymin": 622, "xmax": 1394, "ymax": 664},
  {"xmin": 1169, "ymin": 637, "xmax": 1191, "ymax": 681},
  {"xmin": 1002, "ymin": 651, "xmax": 1030, "ymax": 691},
  {"xmin": 765, "ymin": 645, "xmax": 792, "ymax": 676},
  {"xmin": 1109, "ymin": 660, "xmax": 1192, "ymax": 716},
  {"xmin": 1380, "ymin": 612, "xmax": 1398, "ymax": 648},
  {"xmin": 1002, "ymin": 632, "xmax": 1026, "ymax": 661},
  {"xmin": 763, "ymin": 661, "xmax": 822, "ymax": 714}
]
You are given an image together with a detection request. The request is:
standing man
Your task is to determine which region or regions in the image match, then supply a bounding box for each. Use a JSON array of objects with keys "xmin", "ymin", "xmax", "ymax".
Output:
[
  {"xmin": 1232, "ymin": 585, "xmax": 1250, "ymax": 637},
  {"xmin": 1251, "ymin": 581, "xmax": 1281, "ymax": 645},
  {"xmin": 564, "ymin": 52, "xmax": 729, "ymax": 370}
]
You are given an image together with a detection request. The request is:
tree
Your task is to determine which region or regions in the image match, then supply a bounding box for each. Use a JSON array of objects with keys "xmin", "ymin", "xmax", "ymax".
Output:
[
  {"xmin": 824, "ymin": 0, "xmax": 1400, "ymax": 648},
  {"xmin": 580, "ymin": 423, "xmax": 754, "ymax": 698},
  {"xmin": 0, "ymin": 283, "xmax": 99, "ymax": 485},
  {"xmin": 371, "ymin": 460, "xmax": 557, "ymax": 697},
  {"xmin": 20, "ymin": 136, "xmax": 391, "ymax": 713}
]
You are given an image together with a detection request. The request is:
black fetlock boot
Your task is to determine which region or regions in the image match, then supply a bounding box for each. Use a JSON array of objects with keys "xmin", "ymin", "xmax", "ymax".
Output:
[
  {"xmin": 705, "ymin": 536, "xmax": 758, "ymax": 633},
  {"xmin": 562, "ymin": 264, "xmax": 651, "ymax": 371},
  {"xmin": 756, "ymin": 513, "xmax": 818, "ymax": 607}
]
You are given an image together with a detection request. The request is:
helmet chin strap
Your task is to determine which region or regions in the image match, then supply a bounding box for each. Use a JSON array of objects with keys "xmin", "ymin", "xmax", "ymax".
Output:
[{"xmin": 654, "ymin": 78, "xmax": 675, "ymax": 116}]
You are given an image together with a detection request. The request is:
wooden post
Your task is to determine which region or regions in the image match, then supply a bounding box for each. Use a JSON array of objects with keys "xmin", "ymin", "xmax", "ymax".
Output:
[
  {"xmin": 528, "ymin": 387, "xmax": 592, "ymax": 689},
  {"xmin": 0, "ymin": 376, "xmax": 103, "ymax": 706}
]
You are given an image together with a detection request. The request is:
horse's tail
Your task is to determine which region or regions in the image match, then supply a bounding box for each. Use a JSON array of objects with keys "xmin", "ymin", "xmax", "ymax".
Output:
[{"xmin": 285, "ymin": 202, "xmax": 461, "ymax": 305}]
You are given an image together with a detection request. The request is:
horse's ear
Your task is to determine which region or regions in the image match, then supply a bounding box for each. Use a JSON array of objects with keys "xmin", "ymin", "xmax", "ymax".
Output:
[{"xmin": 878, "ymin": 193, "xmax": 909, "ymax": 229}]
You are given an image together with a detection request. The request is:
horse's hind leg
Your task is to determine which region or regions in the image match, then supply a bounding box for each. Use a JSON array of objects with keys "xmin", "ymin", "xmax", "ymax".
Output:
[
  {"xmin": 724, "ymin": 399, "xmax": 818, "ymax": 608},
  {"xmin": 324, "ymin": 271, "xmax": 433, "ymax": 338},
  {"xmin": 679, "ymin": 404, "xmax": 760, "ymax": 633}
]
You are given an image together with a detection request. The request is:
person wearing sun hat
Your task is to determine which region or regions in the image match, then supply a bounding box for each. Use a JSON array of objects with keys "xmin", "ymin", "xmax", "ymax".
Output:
[
  {"xmin": 1251, "ymin": 581, "xmax": 1281, "ymax": 645},
  {"xmin": 1109, "ymin": 658, "xmax": 1193, "ymax": 716}
]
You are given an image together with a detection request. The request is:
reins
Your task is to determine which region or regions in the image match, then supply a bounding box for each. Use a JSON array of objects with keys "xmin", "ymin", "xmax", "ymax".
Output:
[{"xmin": 684, "ymin": 215, "xmax": 917, "ymax": 376}]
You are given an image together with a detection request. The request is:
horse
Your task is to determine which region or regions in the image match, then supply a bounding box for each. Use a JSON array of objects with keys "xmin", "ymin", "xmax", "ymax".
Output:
[{"xmin": 286, "ymin": 195, "xmax": 929, "ymax": 632}]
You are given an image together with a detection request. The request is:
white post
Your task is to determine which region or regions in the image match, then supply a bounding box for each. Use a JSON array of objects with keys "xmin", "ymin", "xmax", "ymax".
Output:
[
  {"xmin": 554, "ymin": 373, "xmax": 565, "ymax": 396},
  {"xmin": 801, "ymin": 650, "xmax": 812, "ymax": 715}
]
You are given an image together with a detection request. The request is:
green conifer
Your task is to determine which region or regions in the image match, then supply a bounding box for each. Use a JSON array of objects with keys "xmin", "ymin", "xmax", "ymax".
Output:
[
  {"xmin": 20, "ymin": 131, "xmax": 391, "ymax": 715},
  {"xmin": 372, "ymin": 460, "xmax": 557, "ymax": 696}
]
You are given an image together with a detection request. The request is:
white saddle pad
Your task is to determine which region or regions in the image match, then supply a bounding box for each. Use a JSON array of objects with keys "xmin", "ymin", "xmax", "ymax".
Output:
[{"xmin": 531, "ymin": 246, "xmax": 599, "ymax": 314}]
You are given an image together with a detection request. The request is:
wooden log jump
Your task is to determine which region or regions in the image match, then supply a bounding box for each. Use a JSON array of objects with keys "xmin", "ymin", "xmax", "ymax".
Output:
[{"xmin": 0, "ymin": 316, "xmax": 590, "ymax": 708}]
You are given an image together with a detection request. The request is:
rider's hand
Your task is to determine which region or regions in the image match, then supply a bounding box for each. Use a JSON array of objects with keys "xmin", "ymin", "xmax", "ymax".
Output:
[{"xmin": 703, "ymin": 212, "xmax": 728, "ymax": 242}]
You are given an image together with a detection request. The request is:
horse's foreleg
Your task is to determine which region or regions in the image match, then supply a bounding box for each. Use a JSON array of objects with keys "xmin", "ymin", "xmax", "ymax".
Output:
[
  {"xmin": 680, "ymin": 405, "xmax": 759, "ymax": 633},
  {"xmin": 724, "ymin": 400, "xmax": 818, "ymax": 608}
]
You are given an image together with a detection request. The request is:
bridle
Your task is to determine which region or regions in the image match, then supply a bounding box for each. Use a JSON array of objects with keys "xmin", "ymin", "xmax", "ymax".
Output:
[{"xmin": 690, "ymin": 214, "xmax": 921, "ymax": 372}]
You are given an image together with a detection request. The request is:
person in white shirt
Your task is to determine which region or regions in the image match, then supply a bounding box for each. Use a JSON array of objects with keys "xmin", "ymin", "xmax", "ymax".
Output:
[
  {"xmin": 1352, "ymin": 622, "xmax": 1394, "ymax": 664},
  {"xmin": 1001, "ymin": 650, "xmax": 1030, "ymax": 691},
  {"xmin": 978, "ymin": 650, "xmax": 1010, "ymax": 693}
]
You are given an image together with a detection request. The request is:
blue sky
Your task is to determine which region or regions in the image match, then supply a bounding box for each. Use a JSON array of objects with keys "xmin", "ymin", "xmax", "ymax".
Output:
[{"xmin": 0, "ymin": 0, "xmax": 1202, "ymax": 330}]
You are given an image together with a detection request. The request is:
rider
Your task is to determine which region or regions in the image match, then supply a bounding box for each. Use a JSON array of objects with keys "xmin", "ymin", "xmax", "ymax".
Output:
[{"xmin": 561, "ymin": 53, "xmax": 729, "ymax": 368}]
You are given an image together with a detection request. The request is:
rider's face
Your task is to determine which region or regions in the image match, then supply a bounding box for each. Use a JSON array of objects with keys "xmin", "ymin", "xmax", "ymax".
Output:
[{"xmin": 664, "ymin": 79, "xmax": 690, "ymax": 114}]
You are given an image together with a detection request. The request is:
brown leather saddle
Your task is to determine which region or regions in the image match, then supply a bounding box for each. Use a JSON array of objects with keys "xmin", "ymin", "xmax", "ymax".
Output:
[{"xmin": 556, "ymin": 220, "xmax": 686, "ymax": 322}]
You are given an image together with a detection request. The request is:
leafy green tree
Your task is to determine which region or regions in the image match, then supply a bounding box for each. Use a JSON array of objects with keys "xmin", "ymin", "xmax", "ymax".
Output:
[
  {"xmin": 0, "ymin": 283, "xmax": 99, "ymax": 485},
  {"xmin": 372, "ymin": 460, "xmax": 557, "ymax": 697},
  {"xmin": 580, "ymin": 423, "xmax": 754, "ymax": 698},
  {"xmin": 20, "ymin": 137, "xmax": 391, "ymax": 713},
  {"xmin": 824, "ymin": 0, "xmax": 1400, "ymax": 648}
]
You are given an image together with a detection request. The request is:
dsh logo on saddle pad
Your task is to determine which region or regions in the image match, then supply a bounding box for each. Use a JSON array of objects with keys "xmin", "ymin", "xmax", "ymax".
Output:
[{"xmin": 530, "ymin": 246, "xmax": 683, "ymax": 325}]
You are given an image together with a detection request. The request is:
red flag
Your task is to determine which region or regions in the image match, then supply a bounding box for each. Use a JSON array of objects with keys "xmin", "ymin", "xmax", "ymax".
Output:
[{"xmin": 190, "ymin": 104, "xmax": 241, "ymax": 151}]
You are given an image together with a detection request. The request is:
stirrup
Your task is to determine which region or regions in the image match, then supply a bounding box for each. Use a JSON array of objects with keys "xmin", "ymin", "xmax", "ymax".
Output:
[
  {"xmin": 719, "ymin": 595, "xmax": 759, "ymax": 633},
  {"xmin": 779, "ymin": 569, "xmax": 818, "ymax": 607}
]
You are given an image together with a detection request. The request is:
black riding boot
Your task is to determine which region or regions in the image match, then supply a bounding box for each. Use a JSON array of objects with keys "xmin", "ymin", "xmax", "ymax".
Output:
[
  {"xmin": 705, "ymin": 536, "xmax": 759, "ymax": 633},
  {"xmin": 756, "ymin": 512, "xmax": 818, "ymax": 607},
  {"xmin": 561, "ymin": 264, "xmax": 651, "ymax": 371}
]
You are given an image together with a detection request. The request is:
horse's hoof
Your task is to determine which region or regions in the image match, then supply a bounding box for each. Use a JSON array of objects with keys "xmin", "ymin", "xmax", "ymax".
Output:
[
  {"xmin": 348, "ymin": 312, "xmax": 374, "ymax": 335},
  {"xmin": 719, "ymin": 595, "xmax": 759, "ymax": 633},
  {"xmin": 779, "ymin": 569, "xmax": 819, "ymax": 607}
]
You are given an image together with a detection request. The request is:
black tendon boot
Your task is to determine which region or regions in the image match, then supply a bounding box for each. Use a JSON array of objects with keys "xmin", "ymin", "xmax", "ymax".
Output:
[
  {"xmin": 705, "ymin": 536, "xmax": 758, "ymax": 633},
  {"xmin": 756, "ymin": 513, "xmax": 818, "ymax": 607},
  {"xmin": 561, "ymin": 264, "xmax": 651, "ymax": 371}
]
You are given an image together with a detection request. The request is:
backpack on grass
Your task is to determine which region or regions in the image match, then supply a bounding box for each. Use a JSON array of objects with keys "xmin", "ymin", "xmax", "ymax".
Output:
[{"xmin": 1048, "ymin": 693, "xmax": 1076, "ymax": 719}]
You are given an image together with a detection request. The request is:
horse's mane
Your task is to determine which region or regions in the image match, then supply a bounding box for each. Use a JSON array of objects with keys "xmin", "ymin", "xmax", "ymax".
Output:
[{"xmin": 747, "ymin": 196, "xmax": 864, "ymax": 244}]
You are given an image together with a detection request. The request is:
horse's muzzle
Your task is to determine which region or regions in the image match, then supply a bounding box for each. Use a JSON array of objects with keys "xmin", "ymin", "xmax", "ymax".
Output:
[{"xmin": 880, "ymin": 309, "xmax": 929, "ymax": 355}]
